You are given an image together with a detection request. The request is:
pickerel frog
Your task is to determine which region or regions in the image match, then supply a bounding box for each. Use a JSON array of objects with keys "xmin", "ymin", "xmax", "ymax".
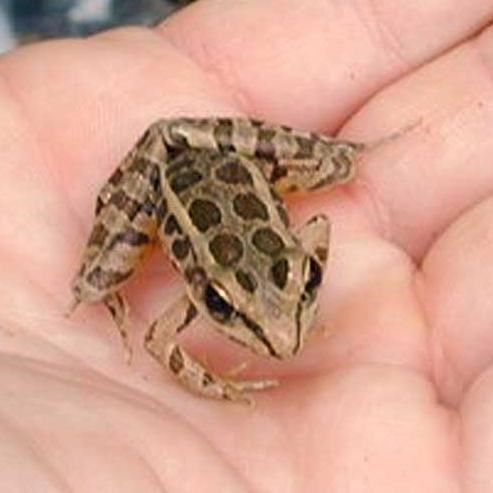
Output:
[{"xmin": 70, "ymin": 117, "xmax": 388, "ymax": 403}]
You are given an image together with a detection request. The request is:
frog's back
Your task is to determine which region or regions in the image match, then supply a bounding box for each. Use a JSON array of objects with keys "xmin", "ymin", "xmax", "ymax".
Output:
[{"xmin": 158, "ymin": 148, "xmax": 298, "ymax": 297}]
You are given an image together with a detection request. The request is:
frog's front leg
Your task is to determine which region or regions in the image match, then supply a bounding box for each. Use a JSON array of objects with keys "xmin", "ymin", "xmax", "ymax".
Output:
[
  {"xmin": 297, "ymin": 214, "xmax": 331, "ymax": 268},
  {"xmin": 144, "ymin": 295, "xmax": 277, "ymax": 404}
]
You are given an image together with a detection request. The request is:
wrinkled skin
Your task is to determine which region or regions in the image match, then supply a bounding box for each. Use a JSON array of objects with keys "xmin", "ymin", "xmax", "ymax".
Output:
[{"xmin": 2, "ymin": 1, "xmax": 493, "ymax": 491}]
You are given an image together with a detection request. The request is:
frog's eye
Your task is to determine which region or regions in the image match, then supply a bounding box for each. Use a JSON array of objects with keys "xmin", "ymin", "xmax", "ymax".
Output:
[
  {"xmin": 204, "ymin": 282, "xmax": 235, "ymax": 322},
  {"xmin": 304, "ymin": 257, "xmax": 322, "ymax": 296}
]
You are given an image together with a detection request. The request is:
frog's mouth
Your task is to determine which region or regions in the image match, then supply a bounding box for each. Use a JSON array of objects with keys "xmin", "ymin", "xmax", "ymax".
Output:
[
  {"xmin": 200, "ymin": 279, "xmax": 282, "ymax": 359},
  {"xmin": 237, "ymin": 311, "xmax": 280, "ymax": 359}
]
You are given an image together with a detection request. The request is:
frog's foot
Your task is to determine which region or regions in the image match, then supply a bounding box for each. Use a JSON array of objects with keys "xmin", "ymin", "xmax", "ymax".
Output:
[
  {"xmin": 144, "ymin": 294, "xmax": 278, "ymax": 403},
  {"xmin": 148, "ymin": 341, "xmax": 278, "ymax": 405},
  {"xmin": 104, "ymin": 292, "xmax": 133, "ymax": 364},
  {"xmin": 225, "ymin": 377, "xmax": 279, "ymax": 405}
]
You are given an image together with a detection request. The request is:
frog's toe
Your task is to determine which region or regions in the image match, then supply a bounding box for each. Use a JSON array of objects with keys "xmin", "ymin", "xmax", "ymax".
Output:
[
  {"xmin": 235, "ymin": 378, "xmax": 279, "ymax": 392},
  {"xmin": 221, "ymin": 377, "xmax": 279, "ymax": 405}
]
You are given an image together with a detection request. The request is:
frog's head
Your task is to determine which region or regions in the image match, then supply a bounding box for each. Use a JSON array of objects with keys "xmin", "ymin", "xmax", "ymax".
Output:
[{"xmin": 189, "ymin": 245, "xmax": 326, "ymax": 360}]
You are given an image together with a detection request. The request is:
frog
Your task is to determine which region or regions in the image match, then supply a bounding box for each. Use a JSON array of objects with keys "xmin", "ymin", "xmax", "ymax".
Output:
[{"xmin": 69, "ymin": 117, "xmax": 387, "ymax": 403}]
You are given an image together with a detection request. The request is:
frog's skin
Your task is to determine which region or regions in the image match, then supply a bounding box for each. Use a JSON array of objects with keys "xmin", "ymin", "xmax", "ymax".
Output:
[{"xmin": 70, "ymin": 117, "xmax": 363, "ymax": 403}]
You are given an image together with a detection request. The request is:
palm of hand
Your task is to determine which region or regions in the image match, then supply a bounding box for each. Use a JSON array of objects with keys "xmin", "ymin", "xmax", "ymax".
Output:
[{"xmin": 2, "ymin": 2, "xmax": 493, "ymax": 491}]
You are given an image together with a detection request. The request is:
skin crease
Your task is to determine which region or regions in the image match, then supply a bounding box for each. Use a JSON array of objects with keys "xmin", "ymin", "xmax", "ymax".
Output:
[{"xmin": 4, "ymin": 0, "xmax": 493, "ymax": 490}]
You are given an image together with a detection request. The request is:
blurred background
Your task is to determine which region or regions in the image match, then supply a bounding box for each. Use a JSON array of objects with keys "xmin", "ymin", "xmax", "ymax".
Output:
[{"xmin": 0, "ymin": 0, "xmax": 191, "ymax": 53}]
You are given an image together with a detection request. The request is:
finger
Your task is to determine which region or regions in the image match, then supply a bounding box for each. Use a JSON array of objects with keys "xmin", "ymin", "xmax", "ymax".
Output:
[
  {"xmin": 313, "ymin": 229, "xmax": 429, "ymax": 373},
  {"xmin": 0, "ymin": 30, "xmax": 221, "ymax": 300},
  {"xmin": 345, "ymin": 26, "xmax": 493, "ymax": 258},
  {"xmin": 418, "ymin": 196, "xmax": 493, "ymax": 404},
  {"xmin": 271, "ymin": 367, "xmax": 458, "ymax": 492},
  {"xmin": 461, "ymin": 369, "xmax": 493, "ymax": 491},
  {"xmin": 162, "ymin": 0, "xmax": 493, "ymax": 130}
]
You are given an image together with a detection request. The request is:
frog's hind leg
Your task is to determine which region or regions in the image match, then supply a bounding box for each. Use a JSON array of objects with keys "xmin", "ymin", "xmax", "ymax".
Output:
[
  {"xmin": 70, "ymin": 124, "xmax": 168, "ymax": 358},
  {"xmin": 144, "ymin": 295, "xmax": 277, "ymax": 404}
]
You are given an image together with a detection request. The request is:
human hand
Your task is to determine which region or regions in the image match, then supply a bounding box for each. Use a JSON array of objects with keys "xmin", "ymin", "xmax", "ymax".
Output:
[{"xmin": 1, "ymin": 1, "xmax": 493, "ymax": 491}]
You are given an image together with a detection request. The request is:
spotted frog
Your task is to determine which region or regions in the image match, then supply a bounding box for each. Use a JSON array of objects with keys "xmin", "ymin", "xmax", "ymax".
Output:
[{"xmin": 70, "ymin": 117, "xmax": 375, "ymax": 402}]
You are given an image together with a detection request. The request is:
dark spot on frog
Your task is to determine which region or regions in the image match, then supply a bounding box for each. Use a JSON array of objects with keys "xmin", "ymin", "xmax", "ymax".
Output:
[
  {"xmin": 188, "ymin": 199, "xmax": 222, "ymax": 232},
  {"xmin": 271, "ymin": 257, "xmax": 289, "ymax": 290},
  {"xmin": 88, "ymin": 223, "xmax": 109, "ymax": 248},
  {"xmin": 170, "ymin": 169, "xmax": 203, "ymax": 194},
  {"xmin": 107, "ymin": 166, "xmax": 124, "ymax": 188},
  {"xmin": 185, "ymin": 266, "xmax": 207, "ymax": 287},
  {"xmin": 209, "ymin": 233, "xmax": 244, "ymax": 266},
  {"xmin": 169, "ymin": 346, "xmax": 184, "ymax": 374},
  {"xmin": 214, "ymin": 119, "xmax": 234, "ymax": 152},
  {"xmin": 109, "ymin": 189, "xmax": 141, "ymax": 221},
  {"xmin": 87, "ymin": 266, "xmax": 133, "ymax": 290},
  {"xmin": 233, "ymin": 192, "xmax": 269, "ymax": 221},
  {"xmin": 202, "ymin": 372, "xmax": 214, "ymax": 387},
  {"xmin": 111, "ymin": 229, "xmax": 150, "ymax": 247},
  {"xmin": 215, "ymin": 159, "xmax": 253, "ymax": 185},
  {"xmin": 156, "ymin": 197, "xmax": 168, "ymax": 223},
  {"xmin": 235, "ymin": 269, "xmax": 257, "ymax": 293},
  {"xmin": 172, "ymin": 237, "xmax": 191, "ymax": 260},
  {"xmin": 269, "ymin": 188, "xmax": 290, "ymax": 227},
  {"xmin": 255, "ymin": 128, "xmax": 276, "ymax": 159},
  {"xmin": 293, "ymin": 136, "xmax": 315, "ymax": 159},
  {"xmin": 277, "ymin": 204, "xmax": 290, "ymax": 227},
  {"xmin": 270, "ymin": 164, "xmax": 288, "ymax": 184},
  {"xmin": 164, "ymin": 215, "xmax": 181, "ymax": 236},
  {"xmin": 252, "ymin": 227, "xmax": 284, "ymax": 257}
]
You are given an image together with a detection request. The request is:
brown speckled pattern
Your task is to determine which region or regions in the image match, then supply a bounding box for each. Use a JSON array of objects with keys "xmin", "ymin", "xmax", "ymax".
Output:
[{"xmin": 71, "ymin": 116, "xmax": 370, "ymax": 402}]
